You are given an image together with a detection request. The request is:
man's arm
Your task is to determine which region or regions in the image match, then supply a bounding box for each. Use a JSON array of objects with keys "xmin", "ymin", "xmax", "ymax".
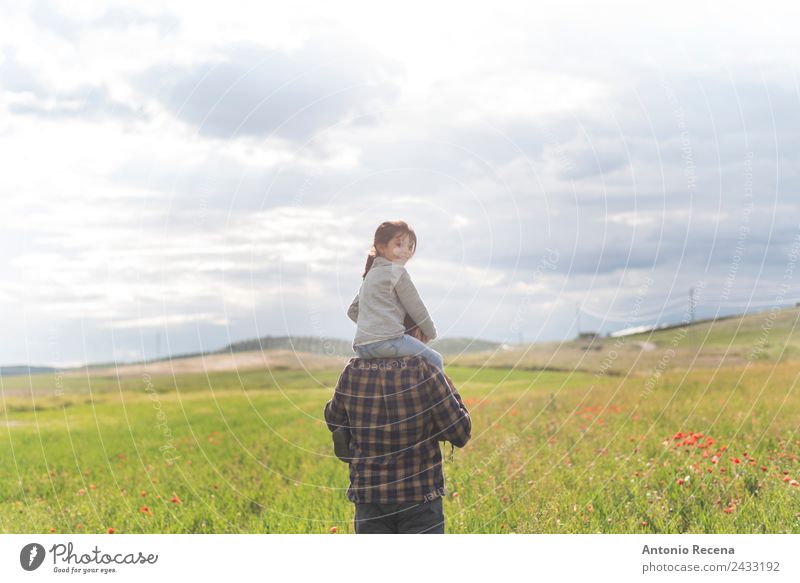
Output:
[
  {"xmin": 346, "ymin": 294, "xmax": 359, "ymax": 324},
  {"xmin": 324, "ymin": 373, "xmax": 348, "ymax": 432},
  {"xmin": 427, "ymin": 369, "xmax": 471, "ymax": 448},
  {"xmin": 394, "ymin": 270, "xmax": 437, "ymax": 340}
]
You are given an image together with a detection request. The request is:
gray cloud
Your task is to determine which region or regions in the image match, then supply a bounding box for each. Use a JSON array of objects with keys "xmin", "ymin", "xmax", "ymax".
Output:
[{"xmin": 137, "ymin": 33, "xmax": 404, "ymax": 141}]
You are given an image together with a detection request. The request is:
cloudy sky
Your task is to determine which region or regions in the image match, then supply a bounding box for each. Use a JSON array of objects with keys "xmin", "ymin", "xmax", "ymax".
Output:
[{"xmin": 2, "ymin": 0, "xmax": 799, "ymax": 367}]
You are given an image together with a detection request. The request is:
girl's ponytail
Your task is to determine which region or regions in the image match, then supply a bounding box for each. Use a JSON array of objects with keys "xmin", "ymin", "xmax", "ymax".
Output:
[{"xmin": 361, "ymin": 245, "xmax": 377, "ymax": 279}]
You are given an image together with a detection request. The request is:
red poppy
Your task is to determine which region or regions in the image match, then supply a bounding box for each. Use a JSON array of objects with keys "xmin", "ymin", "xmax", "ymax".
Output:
[
  {"xmin": 107, "ymin": 528, "xmax": 115, "ymax": 534},
  {"xmin": 732, "ymin": 458, "xmax": 741, "ymax": 464},
  {"xmin": 330, "ymin": 526, "xmax": 338, "ymax": 533}
]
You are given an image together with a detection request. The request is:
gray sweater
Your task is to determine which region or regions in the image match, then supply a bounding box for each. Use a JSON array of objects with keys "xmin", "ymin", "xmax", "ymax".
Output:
[{"xmin": 347, "ymin": 256, "xmax": 437, "ymax": 349}]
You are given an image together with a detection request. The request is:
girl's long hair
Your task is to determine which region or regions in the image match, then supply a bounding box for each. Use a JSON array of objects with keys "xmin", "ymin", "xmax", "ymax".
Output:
[
  {"xmin": 361, "ymin": 220, "xmax": 417, "ymax": 279},
  {"xmin": 361, "ymin": 220, "xmax": 421, "ymax": 335}
]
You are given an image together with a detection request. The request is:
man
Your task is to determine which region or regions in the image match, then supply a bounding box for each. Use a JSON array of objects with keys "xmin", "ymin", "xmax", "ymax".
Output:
[{"xmin": 324, "ymin": 355, "xmax": 472, "ymax": 534}]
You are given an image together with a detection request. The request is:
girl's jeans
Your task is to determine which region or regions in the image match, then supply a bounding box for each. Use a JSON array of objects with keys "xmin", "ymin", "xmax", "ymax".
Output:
[{"xmin": 355, "ymin": 334, "xmax": 445, "ymax": 374}]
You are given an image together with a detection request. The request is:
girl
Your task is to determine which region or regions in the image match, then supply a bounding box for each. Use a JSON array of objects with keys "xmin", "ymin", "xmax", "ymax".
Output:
[{"xmin": 347, "ymin": 220, "xmax": 445, "ymax": 375}]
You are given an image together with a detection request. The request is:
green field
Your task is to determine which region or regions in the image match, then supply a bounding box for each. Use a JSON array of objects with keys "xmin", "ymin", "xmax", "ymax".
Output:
[{"xmin": 2, "ymin": 311, "xmax": 800, "ymax": 533}]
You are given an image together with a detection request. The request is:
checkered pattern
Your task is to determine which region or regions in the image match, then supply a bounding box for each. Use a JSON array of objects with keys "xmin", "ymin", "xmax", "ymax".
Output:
[{"xmin": 324, "ymin": 355, "xmax": 472, "ymax": 503}]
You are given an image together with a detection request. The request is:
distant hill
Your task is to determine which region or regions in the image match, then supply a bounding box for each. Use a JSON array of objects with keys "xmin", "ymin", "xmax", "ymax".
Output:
[
  {"xmin": 220, "ymin": 336, "xmax": 354, "ymax": 356},
  {"xmin": 16, "ymin": 304, "xmax": 798, "ymax": 377},
  {"xmin": 0, "ymin": 365, "xmax": 57, "ymax": 377},
  {"xmin": 452, "ymin": 305, "xmax": 800, "ymax": 374},
  {"xmin": 218, "ymin": 335, "xmax": 510, "ymax": 356}
]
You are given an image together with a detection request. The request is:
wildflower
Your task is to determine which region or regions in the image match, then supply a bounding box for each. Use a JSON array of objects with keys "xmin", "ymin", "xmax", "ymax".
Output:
[
  {"xmin": 452, "ymin": 492, "xmax": 459, "ymax": 498},
  {"xmin": 790, "ymin": 480, "xmax": 800, "ymax": 487},
  {"xmin": 676, "ymin": 478, "xmax": 684, "ymax": 485},
  {"xmin": 641, "ymin": 521, "xmax": 648, "ymax": 526},
  {"xmin": 89, "ymin": 484, "xmax": 96, "ymax": 490},
  {"xmin": 49, "ymin": 527, "xmax": 55, "ymax": 533},
  {"xmin": 723, "ymin": 506, "xmax": 734, "ymax": 514},
  {"xmin": 107, "ymin": 528, "xmax": 115, "ymax": 534},
  {"xmin": 170, "ymin": 495, "xmax": 181, "ymax": 504},
  {"xmin": 139, "ymin": 506, "xmax": 152, "ymax": 516},
  {"xmin": 140, "ymin": 490, "xmax": 147, "ymax": 497},
  {"xmin": 330, "ymin": 526, "xmax": 338, "ymax": 533},
  {"xmin": 732, "ymin": 458, "xmax": 740, "ymax": 464}
]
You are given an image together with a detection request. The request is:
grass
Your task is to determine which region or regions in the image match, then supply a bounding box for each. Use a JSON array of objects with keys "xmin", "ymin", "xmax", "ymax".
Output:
[{"xmin": 2, "ymin": 356, "xmax": 799, "ymax": 534}]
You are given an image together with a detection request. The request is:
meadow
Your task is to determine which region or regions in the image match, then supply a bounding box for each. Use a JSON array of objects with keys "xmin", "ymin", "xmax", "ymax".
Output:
[{"xmin": 1, "ymin": 309, "xmax": 800, "ymax": 533}]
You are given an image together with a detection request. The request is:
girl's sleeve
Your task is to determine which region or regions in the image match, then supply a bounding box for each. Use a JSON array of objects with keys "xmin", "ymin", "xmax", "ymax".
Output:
[
  {"xmin": 394, "ymin": 270, "xmax": 437, "ymax": 340},
  {"xmin": 347, "ymin": 293, "xmax": 359, "ymax": 323}
]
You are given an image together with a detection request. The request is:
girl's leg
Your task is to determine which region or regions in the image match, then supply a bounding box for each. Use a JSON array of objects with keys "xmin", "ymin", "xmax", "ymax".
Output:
[
  {"xmin": 356, "ymin": 336, "xmax": 445, "ymax": 374},
  {"xmin": 354, "ymin": 339, "xmax": 398, "ymax": 360},
  {"xmin": 387, "ymin": 334, "xmax": 445, "ymax": 374}
]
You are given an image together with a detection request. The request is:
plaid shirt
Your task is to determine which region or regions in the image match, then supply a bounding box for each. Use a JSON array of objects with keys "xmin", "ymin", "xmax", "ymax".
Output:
[{"xmin": 324, "ymin": 355, "xmax": 472, "ymax": 504}]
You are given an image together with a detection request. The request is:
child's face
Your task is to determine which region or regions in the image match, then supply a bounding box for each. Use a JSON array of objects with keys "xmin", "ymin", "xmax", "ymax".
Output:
[{"xmin": 377, "ymin": 233, "xmax": 414, "ymax": 265}]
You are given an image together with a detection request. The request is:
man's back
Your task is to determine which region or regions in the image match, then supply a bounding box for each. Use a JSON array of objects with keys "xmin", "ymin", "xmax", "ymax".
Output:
[{"xmin": 324, "ymin": 355, "xmax": 471, "ymax": 505}]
